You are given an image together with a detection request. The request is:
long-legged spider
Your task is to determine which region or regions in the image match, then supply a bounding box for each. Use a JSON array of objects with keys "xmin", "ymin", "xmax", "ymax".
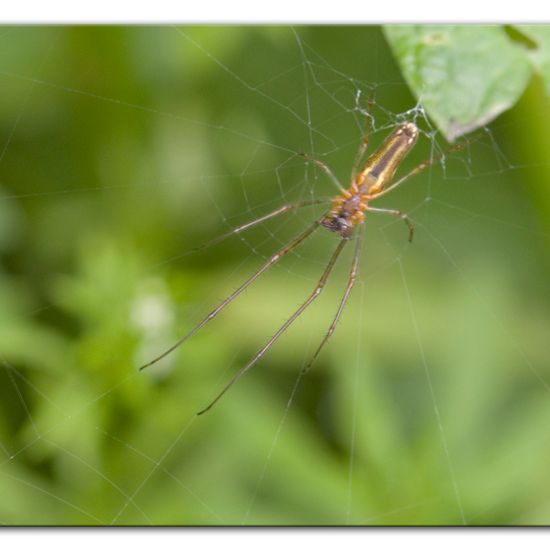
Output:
[{"xmin": 141, "ymin": 121, "xmax": 449, "ymax": 415}]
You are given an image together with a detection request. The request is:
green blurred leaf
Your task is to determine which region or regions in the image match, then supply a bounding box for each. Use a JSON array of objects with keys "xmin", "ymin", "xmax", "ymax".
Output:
[{"xmin": 384, "ymin": 25, "xmax": 532, "ymax": 141}]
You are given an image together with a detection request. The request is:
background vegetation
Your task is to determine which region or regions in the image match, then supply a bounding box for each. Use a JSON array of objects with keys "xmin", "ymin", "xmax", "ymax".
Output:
[{"xmin": 1, "ymin": 26, "xmax": 550, "ymax": 525}]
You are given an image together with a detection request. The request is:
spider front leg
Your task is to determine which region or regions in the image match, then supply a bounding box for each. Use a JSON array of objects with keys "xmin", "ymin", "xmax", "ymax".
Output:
[{"xmin": 367, "ymin": 205, "xmax": 414, "ymax": 243}]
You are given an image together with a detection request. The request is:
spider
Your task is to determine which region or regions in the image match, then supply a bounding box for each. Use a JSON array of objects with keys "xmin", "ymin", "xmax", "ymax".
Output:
[{"xmin": 141, "ymin": 121, "xmax": 452, "ymax": 415}]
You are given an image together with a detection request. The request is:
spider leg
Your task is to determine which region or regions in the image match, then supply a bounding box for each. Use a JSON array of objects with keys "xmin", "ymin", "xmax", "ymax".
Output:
[
  {"xmin": 367, "ymin": 206, "xmax": 414, "ymax": 243},
  {"xmin": 302, "ymin": 229, "xmax": 363, "ymax": 374},
  {"xmin": 139, "ymin": 220, "xmax": 322, "ymax": 372},
  {"xmin": 190, "ymin": 199, "xmax": 329, "ymax": 254},
  {"xmin": 197, "ymin": 237, "xmax": 349, "ymax": 415},
  {"xmin": 298, "ymin": 153, "xmax": 345, "ymax": 192}
]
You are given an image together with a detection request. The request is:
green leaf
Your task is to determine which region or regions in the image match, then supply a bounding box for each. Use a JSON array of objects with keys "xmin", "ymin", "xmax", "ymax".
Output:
[
  {"xmin": 514, "ymin": 25, "xmax": 550, "ymax": 98},
  {"xmin": 384, "ymin": 25, "xmax": 532, "ymax": 142}
]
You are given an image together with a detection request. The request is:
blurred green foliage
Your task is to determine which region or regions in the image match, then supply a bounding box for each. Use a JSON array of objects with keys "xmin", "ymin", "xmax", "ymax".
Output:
[{"xmin": 1, "ymin": 26, "xmax": 550, "ymax": 525}]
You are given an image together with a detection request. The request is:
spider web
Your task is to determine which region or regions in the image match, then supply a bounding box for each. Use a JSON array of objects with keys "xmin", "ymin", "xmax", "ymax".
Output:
[{"xmin": 1, "ymin": 25, "xmax": 550, "ymax": 526}]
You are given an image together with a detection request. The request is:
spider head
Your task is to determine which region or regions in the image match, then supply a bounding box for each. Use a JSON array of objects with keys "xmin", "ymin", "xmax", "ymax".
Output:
[{"xmin": 321, "ymin": 215, "xmax": 354, "ymax": 239}]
